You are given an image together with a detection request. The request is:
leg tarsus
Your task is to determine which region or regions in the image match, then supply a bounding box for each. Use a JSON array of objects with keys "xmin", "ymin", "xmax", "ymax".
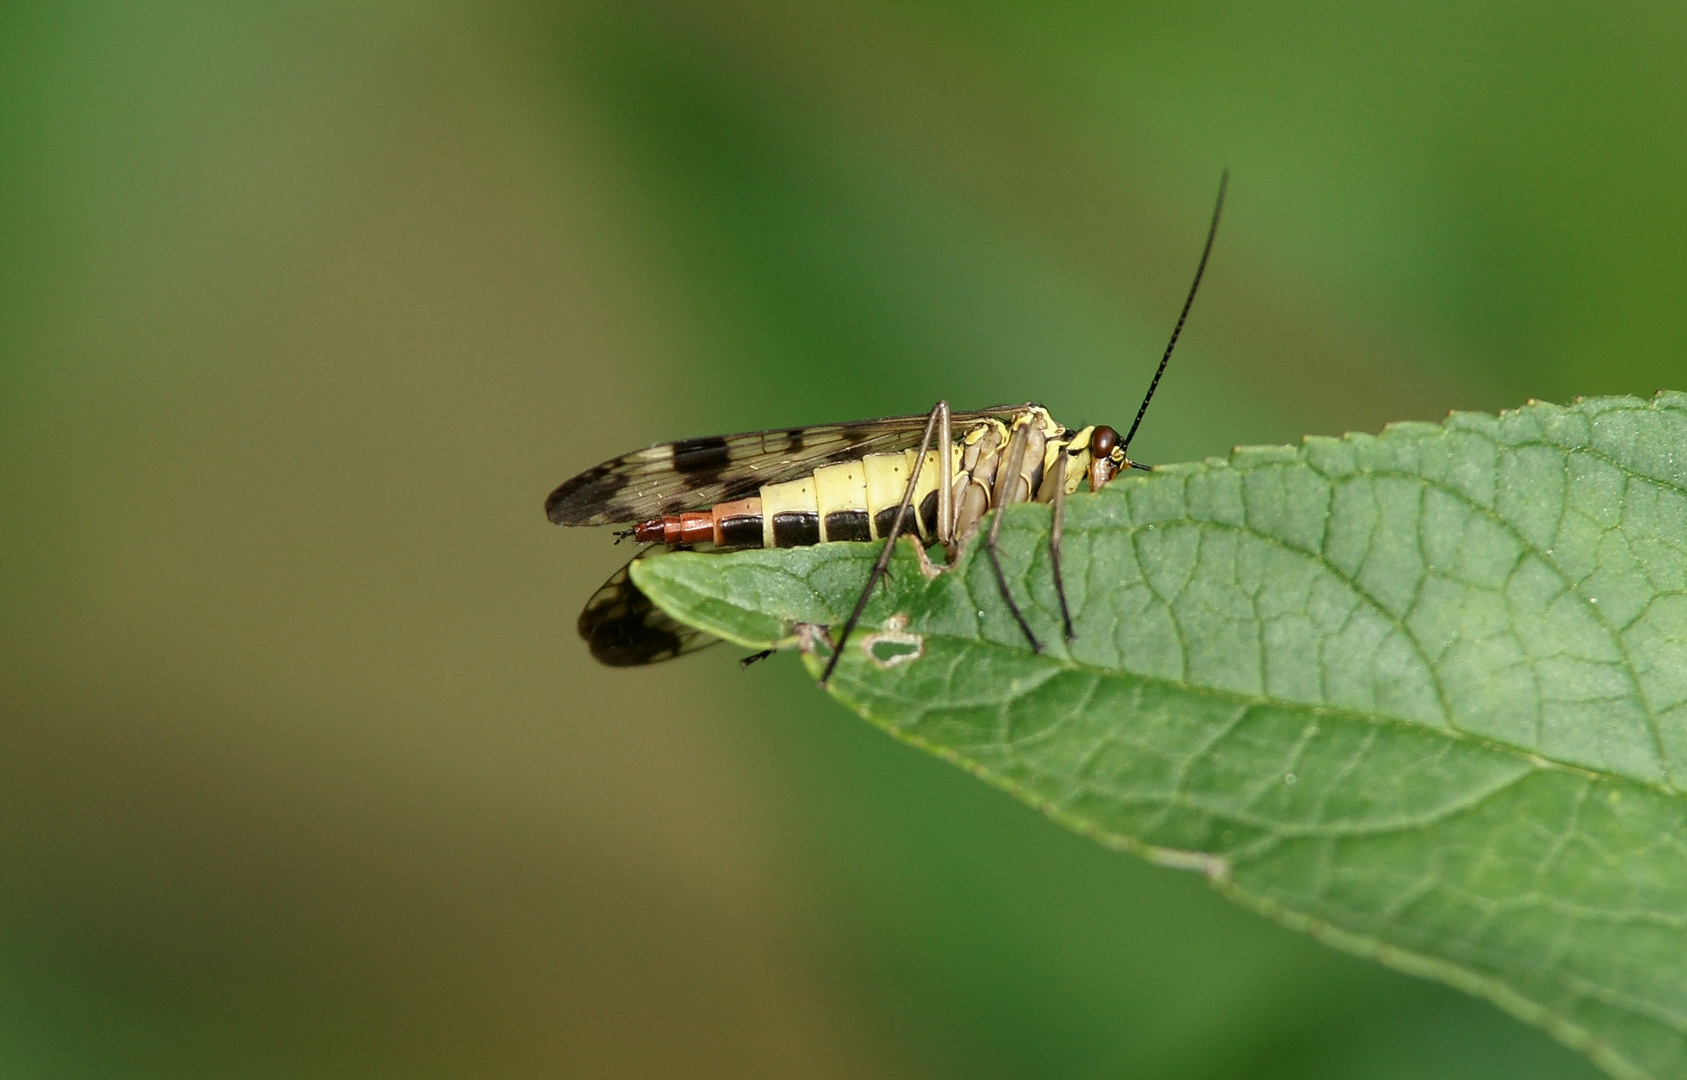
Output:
[
  {"xmin": 984, "ymin": 424, "xmax": 1042, "ymax": 653},
  {"xmin": 821, "ymin": 401, "xmax": 946, "ymax": 686},
  {"xmin": 985, "ymin": 537, "xmax": 1041, "ymax": 652},
  {"xmin": 1048, "ymin": 453, "xmax": 1075, "ymax": 642}
]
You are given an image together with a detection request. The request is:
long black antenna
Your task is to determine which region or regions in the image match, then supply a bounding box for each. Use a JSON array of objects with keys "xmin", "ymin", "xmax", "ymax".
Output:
[{"xmin": 1119, "ymin": 168, "xmax": 1229, "ymax": 458}]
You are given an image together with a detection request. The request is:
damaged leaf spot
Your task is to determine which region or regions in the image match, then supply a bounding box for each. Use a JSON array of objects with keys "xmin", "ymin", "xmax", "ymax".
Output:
[
  {"xmin": 861, "ymin": 614, "xmax": 924, "ymax": 668},
  {"xmin": 794, "ymin": 622, "xmax": 833, "ymax": 658}
]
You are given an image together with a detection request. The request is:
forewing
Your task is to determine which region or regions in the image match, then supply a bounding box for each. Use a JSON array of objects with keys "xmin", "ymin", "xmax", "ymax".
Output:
[
  {"xmin": 578, "ymin": 552, "xmax": 721, "ymax": 666},
  {"xmin": 546, "ymin": 405, "xmax": 1030, "ymax": 527}
]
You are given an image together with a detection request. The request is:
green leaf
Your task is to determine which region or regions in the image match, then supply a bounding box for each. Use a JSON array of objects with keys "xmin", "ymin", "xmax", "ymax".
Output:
[{"xmin": 632, "ymin": 393, "xmax": 1687, "ymax": 1080}]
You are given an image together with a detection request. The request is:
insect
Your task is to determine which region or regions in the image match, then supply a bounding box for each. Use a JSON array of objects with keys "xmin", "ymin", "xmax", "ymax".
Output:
[{"xmin": 548, "ymin": 172, "xmax": 1228, "ymax": 684}]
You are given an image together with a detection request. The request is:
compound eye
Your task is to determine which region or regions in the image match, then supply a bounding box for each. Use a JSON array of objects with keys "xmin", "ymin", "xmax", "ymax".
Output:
[{"xmin": 1090, "ymin": 425, "xmax": 1119, "ymax": 459}]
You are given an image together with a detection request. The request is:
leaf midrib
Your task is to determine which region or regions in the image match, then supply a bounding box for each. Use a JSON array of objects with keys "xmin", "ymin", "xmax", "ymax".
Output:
[
  {"xmin": 833, "ymin": 636, "xmax": 1687, "ymax": 1044},
  {"xmin": 831, "ymin": 618, "xmax": 1683, "ymax": 806}
]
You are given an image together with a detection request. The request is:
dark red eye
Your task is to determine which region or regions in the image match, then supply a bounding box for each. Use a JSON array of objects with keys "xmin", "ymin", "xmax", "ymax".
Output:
[{"xmin": 1090, "ymin": 425, "xmax": 1118, "ymax": 458}]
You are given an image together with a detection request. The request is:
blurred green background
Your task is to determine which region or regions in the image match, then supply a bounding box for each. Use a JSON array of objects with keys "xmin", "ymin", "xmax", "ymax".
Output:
[{"xmin": 2, "ymin": 2, "xmax": 1681, "ymax": 1077}]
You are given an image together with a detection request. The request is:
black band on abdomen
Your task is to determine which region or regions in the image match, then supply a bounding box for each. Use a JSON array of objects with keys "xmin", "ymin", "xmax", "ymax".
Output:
[
  {"xmin": 718, "ymin": 514, "xmax": 763, "ymax": 548},
  {"xmin": 823, "ymin": 509, "xmax": 871, "ymax": 542},
  {"xmin": 772, "ymin": 511, "xmax": 821, "ymax": 547}
]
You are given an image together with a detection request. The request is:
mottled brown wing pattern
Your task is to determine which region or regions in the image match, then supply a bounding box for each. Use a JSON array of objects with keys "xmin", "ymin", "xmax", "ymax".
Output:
[
  {"xmin": 577, "ymin": 553, "xmax": 721, "ymax": 666},
  {"xmin": 545, "ymin": 405, "xmax": 1032, "ymax": 527}
]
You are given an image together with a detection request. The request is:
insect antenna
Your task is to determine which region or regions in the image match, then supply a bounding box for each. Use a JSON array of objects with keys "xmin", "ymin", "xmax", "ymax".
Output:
[
  {"xmin": 1119, "ymin": 168, "xmax": 1229, "ymax": 461},
  {"xmin": 612, "ymin": 527, "xmax": 637, "ymax": 544}
]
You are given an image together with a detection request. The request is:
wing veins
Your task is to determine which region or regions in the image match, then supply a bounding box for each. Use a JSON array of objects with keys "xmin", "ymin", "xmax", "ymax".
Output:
[
  {"xmin": 546, "ymin": 404, "xmax": 1029, "ymax": 526},
  {"xmin": 578, "ymin": 551, "xmax": 720, "ymax": 666}
]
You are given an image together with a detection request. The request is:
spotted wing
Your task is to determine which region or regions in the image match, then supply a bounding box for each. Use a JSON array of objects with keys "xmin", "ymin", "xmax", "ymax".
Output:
[
  {"xmin": 546, "ymin": 404, "xmax": 1031, "ymax": 527},
  {"xmin": 578, "ymin": 552, "xmax": 720, "ymax": 666}
]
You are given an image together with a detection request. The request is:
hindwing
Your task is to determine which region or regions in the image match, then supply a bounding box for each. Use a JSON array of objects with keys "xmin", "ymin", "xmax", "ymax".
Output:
[{"xmin": 577, "ymin": 551, "xmax": 721, "ymax": 666}]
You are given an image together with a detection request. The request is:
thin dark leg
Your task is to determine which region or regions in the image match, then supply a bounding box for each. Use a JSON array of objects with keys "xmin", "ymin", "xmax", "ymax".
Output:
[
  {"xmin": 983, "ymin": 424, "xmax": 1041, "ymax": 653},
  {"xmin": 1048, "ymin": 453, "xmax": 1075, "ymax": 641},
  {"xmin": 820, "ymin": 401, "xmax": 945, "ymax": 686},
  {"xmin": 739, "ymin": 649, "xmax": 776, "ymax": 670},
  {"xmin": 936, "ymin": 402, "xmax": 954, "ymax": 554}
]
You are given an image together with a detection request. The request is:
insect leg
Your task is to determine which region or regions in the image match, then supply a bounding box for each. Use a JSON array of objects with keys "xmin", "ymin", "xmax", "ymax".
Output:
[
  {"xmin": 1047, "ymin": 452, "xmax": 1075, "ymax": 641},
  {"xmin": 936, "ymin": 401, "xmax": 954, "ymax": 555},
  {"xmin": 821, "ymin": 401, "xmax": 945, "ymax": 686},
  {"xmin": 983, "ymin": 422, "xmax": 1041, "ymax": 653}
]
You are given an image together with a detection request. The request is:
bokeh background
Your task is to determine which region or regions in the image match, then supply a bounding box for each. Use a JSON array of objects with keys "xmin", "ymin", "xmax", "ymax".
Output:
[{"xmin": 3, "ymin": 2, "xmax": 1682, "ymax": 1077}]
